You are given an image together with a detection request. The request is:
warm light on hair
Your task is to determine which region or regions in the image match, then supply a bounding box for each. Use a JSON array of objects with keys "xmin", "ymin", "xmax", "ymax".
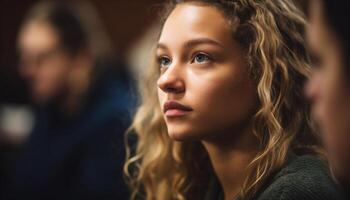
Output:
[{"xmin": 124, "ymin": 0, "xmax": 320, "ymax": 199}]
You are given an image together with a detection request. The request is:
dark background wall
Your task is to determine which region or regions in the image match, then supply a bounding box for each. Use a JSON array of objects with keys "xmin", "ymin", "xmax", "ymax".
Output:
[
  {"xmin": 0, "ymin": 0, "xmax": 163, "ymax": 104},
  {"xmin": 0, "ymin": 0, "xmax": 306, "ymax": 104}
]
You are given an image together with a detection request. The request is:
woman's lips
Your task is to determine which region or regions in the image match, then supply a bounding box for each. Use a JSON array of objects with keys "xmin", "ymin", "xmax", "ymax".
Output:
[{"xmin": 163, "ymin": 100, "xmax": 193, "ymax": 117}]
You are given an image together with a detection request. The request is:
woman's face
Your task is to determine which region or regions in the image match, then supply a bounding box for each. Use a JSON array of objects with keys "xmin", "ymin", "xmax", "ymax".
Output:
[
  {"xmin": 157, "ymin": 4, "xmax": 257, "ymax": 141},
  {"xmin": 306, "ymin": 0, "xmax": 350, "ymax": 183}
]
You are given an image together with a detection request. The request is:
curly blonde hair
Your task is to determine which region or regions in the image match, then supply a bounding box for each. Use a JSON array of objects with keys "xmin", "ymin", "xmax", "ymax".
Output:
[{"xmin": 124, "ymin": 0, "xmax": 319, "ymax": 199}]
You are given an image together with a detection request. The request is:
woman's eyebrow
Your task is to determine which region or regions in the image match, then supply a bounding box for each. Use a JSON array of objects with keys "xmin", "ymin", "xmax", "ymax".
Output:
[
  {"xmin": 156, "ymin": 43, "xmax": 168, "ymax": 50},
  {"xmin": 156, "ymin": 38, "xmax": 224, "ymax": 50},
  {"xmin": 183, "ymin": 38, "xmax": 224, "ymax": 49}
]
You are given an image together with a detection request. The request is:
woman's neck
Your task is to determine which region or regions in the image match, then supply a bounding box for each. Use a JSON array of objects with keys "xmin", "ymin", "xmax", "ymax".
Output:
[{"xmin": 202, "ymin": 125, "xmax": 258, "ymax": 200}]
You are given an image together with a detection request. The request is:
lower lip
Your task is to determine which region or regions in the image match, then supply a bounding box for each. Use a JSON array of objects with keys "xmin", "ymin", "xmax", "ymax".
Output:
[{"xmin": 165, "ymin": 109, "xmax": 191, "ymax": 117}]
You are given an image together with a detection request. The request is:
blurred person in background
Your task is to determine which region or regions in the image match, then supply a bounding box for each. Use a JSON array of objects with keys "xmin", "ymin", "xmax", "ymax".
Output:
[
  {"xmin": 306, "ymin": 0, "xmax": 350, "ymax": 196},
  {"xmin": 1, "ymin": 0, "xmax": 135, "ymax": 199}
]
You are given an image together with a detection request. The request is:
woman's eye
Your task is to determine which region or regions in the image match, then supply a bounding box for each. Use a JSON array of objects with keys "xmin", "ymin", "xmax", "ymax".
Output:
[
  {"xmin": 192, "ymin": 53, "xmax": 210, "ymax": 64},
  {"xmin": 310, "ymin": 53, "xmax": 323, "ymax": 70},
  {"xmin": 158, "ymin": 57, "xmax": 171, "ymax": 68}
]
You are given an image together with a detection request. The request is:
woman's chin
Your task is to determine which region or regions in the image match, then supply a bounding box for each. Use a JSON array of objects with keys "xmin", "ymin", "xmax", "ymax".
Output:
[
  {"xmin": 167, "ymin": 129, "xmax": 200, "ymax": 141},
  {"xmin": 168, "ymin": 131, "xmax": 190, "ymax": 141}
]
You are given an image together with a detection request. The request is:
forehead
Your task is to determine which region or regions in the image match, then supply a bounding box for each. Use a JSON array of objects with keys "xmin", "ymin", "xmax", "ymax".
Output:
[
  {"xmin": 19, "ymin": 21, "xmax": 59, "ymax": 51},
  {"xmin": 308, "ymin": 0, "xmax": 336, "ymax": 50},
  {"xmin": 309, "ymin": 0, "xmax": 324, "ymax": 29},
  {"xmin": 159, "ymin": 4, "xmax": 233, "ymax": 45}
]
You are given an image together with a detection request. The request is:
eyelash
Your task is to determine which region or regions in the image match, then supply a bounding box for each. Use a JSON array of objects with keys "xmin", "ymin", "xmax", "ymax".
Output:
[
  {"xmin": 157, "ymin": 52, "xmax": 213, "ymax": 71},
  {"xmin": 190, "ymin": 52, "xmax": 212, "ymax": 64},
  {"xmin": 157, "ymin": 56, "xmax": 171, "ymax": 71},
  {"xmin": 310, "ymin": 54, "xmax": 323, "ymax": 69}
]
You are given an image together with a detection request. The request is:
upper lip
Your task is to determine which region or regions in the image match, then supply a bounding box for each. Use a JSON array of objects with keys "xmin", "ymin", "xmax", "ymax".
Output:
[{"xmin": 163, "ymin": 100, "xmax": 193, "ymax": 113}]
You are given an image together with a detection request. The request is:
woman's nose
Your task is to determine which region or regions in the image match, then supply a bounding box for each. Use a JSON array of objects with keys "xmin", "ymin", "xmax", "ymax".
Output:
[
  {"xmin": 157, "ymin": 64, "xmax": 185, "ymax": 94},
  {"xmin": 305, "ymin": 72, "xmax": 322, "ymax": 103}
]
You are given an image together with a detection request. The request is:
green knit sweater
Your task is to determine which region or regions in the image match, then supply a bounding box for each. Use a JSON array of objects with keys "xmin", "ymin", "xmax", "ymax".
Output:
[{"xmin": 204, "ymin": 155, "xmax": 346, "ymax": 200}]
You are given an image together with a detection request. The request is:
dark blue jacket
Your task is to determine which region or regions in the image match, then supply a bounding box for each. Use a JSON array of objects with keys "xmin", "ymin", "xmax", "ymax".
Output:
[{"xmin": 4, "ymin": 66, "xmax": 135, "ymax": 200}]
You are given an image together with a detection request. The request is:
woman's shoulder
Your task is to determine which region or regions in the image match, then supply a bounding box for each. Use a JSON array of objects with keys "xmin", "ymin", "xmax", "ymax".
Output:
[{"xmin": 256, "ymin": 155, "xmax": 346, "ymax": 200}]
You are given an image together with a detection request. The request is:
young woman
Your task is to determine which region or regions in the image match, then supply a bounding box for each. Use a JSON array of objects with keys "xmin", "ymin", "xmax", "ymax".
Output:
[{"xmin": 125, "ymin": 0, "xmax": 344, "ymax": 199}]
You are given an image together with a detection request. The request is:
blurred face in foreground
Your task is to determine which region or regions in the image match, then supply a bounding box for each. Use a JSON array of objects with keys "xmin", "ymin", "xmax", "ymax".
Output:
[{"xmin": 306, "ymin": 0, "xmax": 350, "ymax": 185}]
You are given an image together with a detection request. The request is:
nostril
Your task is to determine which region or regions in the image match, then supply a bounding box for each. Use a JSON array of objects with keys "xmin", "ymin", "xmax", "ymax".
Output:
[
  {"xmin": 305, "ymin": 82, "xmax": 320, "ymax": 103},
  {"xmin": 157, "ymin": 68, "xmax": 185, "ymax": 93},
  {"xmin": 158, "ymin": 81, "xmax": 185, "ymax": 94},
  {"xmin": 165, "ymin": 86, "xmax": 179, "ymax": 93}
]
